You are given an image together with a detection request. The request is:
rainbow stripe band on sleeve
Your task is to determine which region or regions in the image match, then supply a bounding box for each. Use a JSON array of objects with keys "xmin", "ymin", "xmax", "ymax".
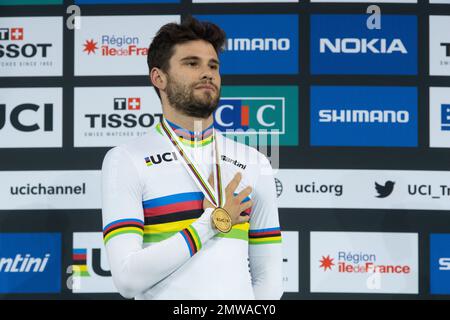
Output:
[
  {"xmin": 103, "ymin": 219, "xmax": 144, "ymax": 245},
  {"xmin": 180, "ymin": 225, "xmax": 202, "ymax": 257},
  {"xmin": 249, "ymin": 227, "xmax": 282, "ymax": 245}
]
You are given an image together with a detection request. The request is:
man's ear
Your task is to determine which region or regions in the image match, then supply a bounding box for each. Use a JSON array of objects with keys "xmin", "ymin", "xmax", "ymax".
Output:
[{"xmin": 150, "ymin": 67, "xmax": 167, "ymax": 91}]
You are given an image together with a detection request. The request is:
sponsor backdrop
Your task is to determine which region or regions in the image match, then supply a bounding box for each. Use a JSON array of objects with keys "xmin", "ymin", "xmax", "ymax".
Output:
[{"xmin": 0, "ymin": 0, "xmax": 450, "ymax": 300}]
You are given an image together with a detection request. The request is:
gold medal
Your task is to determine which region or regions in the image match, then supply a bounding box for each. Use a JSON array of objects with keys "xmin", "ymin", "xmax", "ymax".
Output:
[
  {"xmin": 161, "ymin": 118, "xmax": 231, "ymax": 233},
  {"xmin": 211, "ymin": 207, "xmax": 232, "ymax": 233}
]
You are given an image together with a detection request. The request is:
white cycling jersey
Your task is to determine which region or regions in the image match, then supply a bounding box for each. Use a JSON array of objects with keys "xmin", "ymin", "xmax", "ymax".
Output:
[{"xmin": 101, "ymin": 119, "xmax": 283, "ymax": 300}]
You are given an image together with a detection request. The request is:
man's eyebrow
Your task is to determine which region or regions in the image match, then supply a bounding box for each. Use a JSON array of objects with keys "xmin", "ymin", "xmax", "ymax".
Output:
[{"xmin": 180, "ymin": 56, "xmax": 220, "ymax": 65}]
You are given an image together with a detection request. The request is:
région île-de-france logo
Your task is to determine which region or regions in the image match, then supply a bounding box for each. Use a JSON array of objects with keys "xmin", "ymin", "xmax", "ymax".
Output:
[
  {"xmin": 318, "ymin": 252, "xmax": 412, "ymax": 274},
  {"xmin": 83, "ymin": 39, "xmax": 98, "ymax": 55},
  {"xmin": 82, "ymin": 35, "xmax": 148, "ymax": 56},
  {"xmin": 320, "ymin": 255, "xmax": 335, "ymax": 271}
]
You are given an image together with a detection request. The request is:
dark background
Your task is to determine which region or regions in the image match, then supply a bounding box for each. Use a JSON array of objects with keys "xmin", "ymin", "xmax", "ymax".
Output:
[{"xmin": 1, "ymin": 0, "xmax": 450, "ymax": 299}]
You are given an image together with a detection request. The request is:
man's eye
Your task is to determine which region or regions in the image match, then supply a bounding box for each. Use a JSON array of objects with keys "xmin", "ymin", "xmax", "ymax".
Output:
[
  {"xmin": 210, "ymin": 65, "xmax": 219, "ymax": 70},
  {"xmin": 187, "ymin": 62, "xmax": 197, "ymax": 66}
]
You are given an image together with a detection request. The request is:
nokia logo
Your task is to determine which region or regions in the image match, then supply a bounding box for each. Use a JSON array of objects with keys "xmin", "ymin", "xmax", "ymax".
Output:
[
  {"xmin": 320, "ymin": 38, "xmax": 407, "ymax": 54},
  {"xmin": 226, "ymin": 38, "xmax": 290, "ymax": 51},
  {"xmin": 319, "ymin": 109, "xmax": 410, "ymax": 123}
]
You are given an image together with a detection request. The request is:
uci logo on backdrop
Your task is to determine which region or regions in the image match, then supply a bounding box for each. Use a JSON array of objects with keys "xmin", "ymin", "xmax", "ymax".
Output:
[
  {"xmin": 195, "ymin": 14, "xmax": 298, "ymax": 75},
  {"xmin": 311, "ymin": 14, "xmax": 417, "ymax": 75},
  {"xmin": 0, "ymin": 88, "xmax": 62, "ymax": 148},
  {"xmin": 71, "ymin": 232, "xmax": 115, "ymax": 293}
]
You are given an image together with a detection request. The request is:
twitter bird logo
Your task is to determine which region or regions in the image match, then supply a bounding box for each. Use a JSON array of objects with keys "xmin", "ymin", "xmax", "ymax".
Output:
[{"xmin": 375, "ymin": 181, "xmax": 395, "ymax": 198}]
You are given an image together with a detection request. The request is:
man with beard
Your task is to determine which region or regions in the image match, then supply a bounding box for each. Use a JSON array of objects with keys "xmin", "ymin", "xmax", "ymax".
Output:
[{"xmin": 101, "ymin": 17, "xmax": 283, "ymax": 300}]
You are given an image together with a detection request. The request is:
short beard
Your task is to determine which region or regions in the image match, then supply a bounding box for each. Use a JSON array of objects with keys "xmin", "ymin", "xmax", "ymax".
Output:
[{"xmin": 165, "ymin": 75, "xmax": 220, "ymax": 119}]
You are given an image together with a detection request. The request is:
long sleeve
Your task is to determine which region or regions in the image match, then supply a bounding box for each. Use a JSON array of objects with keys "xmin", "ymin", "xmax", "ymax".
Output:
[
  {"xmin": 101, "ymin": 146, "xmax": 218, "ymax": 299},
  {"xmin": 248, "ymin": 153, "xmax": 284, "ymax": 300}
]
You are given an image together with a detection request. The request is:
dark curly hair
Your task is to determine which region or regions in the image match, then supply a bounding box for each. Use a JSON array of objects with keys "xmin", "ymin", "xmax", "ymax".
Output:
[{"xmin": 147, "ymin": 16, "xmax": 226, "ymax": 99}]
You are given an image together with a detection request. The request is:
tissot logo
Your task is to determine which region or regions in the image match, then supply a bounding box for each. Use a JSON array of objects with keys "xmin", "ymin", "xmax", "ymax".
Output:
[
  {"xmin": 441, "ymin": 43, "xmax": 450, "ymax": 57},
  {"xmin": 0, "ymin": 28, "xmax": 24, "ymax": 41},
  {"xmin": 85, "ymin": 97, "xmax": 157, "ymax": 129},
  {"xmin": 114, "ymin": 97, "xmax": 141, "ymax": 111},
  {"xmin": 74, "ymin": 87, "xmax": 163, "ymax": 147},
  {"xmin": 375, "ymin": 181, "xmax": 395, "ymax": 198},
  {"xmin": 0, "ymin": 27, "xmax": 52, "ymax": 59},
  {"xmin": 0, "ymin": 17, "xmax": 62, "ymax": 76},
  {"xmin": 430, "ymin": 16, "xmax": 450, "ymax": 76}
]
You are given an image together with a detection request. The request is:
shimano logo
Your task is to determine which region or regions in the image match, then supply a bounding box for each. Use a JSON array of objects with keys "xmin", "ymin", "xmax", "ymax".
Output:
[
  {"xmin": 320, "ymin": 38, "xmax": 407, "ymax": 54},
  {"xmin": 319, "ymin": 109, "xmax": 410, "ymax": 123},
  {"xmin": 227, "ymin": 38, "xmax": 290, "ymax": 51},
  {"xmin": 0, "ymin": 254, "xmax": 50, "ymax": 273}
]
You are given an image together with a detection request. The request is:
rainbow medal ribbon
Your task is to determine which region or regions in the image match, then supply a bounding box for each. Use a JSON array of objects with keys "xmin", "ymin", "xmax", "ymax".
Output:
[{"xmin": 160, "ymin": 117, "xmax": 226, "ymax": 209}]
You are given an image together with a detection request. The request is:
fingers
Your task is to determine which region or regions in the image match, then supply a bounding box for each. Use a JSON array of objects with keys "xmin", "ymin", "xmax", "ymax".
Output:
[
  {"xmin": 238, "ymin": 213, "xmax": 250, "ymax": 224},
  {"xmin": 236, "ymin": 186, "xmax": 252, "ymax": 203},
  {"xmin": 225, "ymin": 172, "xmax": 242, "ymax": 195},
  {"xmin": 239, "ymin": 199, "xmax": 253, "ymax": 214}
]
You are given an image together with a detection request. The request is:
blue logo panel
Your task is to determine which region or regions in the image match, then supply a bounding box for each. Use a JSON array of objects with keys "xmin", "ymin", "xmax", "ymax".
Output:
[
  {"xmin": 195, "ymin": 14, "xmax": 299, "ymax": 75},
  {"xmin": 310, "ymin": 86, "xmax": 418, "ymax": 147},
  {"xmin": 441, "ymin": 104, "xmax": 450, "ymax": 131},
  {"xmin": 0, "ymin": 233, "xmax": 61, "ymax": 294},
  {"xmin": 311, "ymin": 15, "xmax": 417, "ymax": 75},
  {"xmin": 430, "ymin": 234, "xmax": 450, "ymax": 295}
]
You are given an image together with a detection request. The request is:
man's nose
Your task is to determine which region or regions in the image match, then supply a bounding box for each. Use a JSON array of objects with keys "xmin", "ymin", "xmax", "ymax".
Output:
[{"xmin": 200, "ymin": 65, "xmax": 214, "ymax": 81}]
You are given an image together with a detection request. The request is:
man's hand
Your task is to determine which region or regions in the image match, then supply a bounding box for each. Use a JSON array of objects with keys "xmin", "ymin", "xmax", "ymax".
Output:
[{"xmin": 203, "ymin": 172, "xmax": 253, "ymax": 226}]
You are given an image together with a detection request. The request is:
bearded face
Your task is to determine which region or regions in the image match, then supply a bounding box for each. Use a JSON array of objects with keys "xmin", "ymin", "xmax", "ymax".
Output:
[{"xmin": 165, "ymin": 73, "xmax": 221, "ymax": 119}]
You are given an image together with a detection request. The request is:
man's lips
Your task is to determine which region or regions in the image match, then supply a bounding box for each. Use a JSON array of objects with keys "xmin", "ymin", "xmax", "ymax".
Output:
[{"xmin": 195, "ymin": 84, "xmax": 216, "ymax": 91}]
